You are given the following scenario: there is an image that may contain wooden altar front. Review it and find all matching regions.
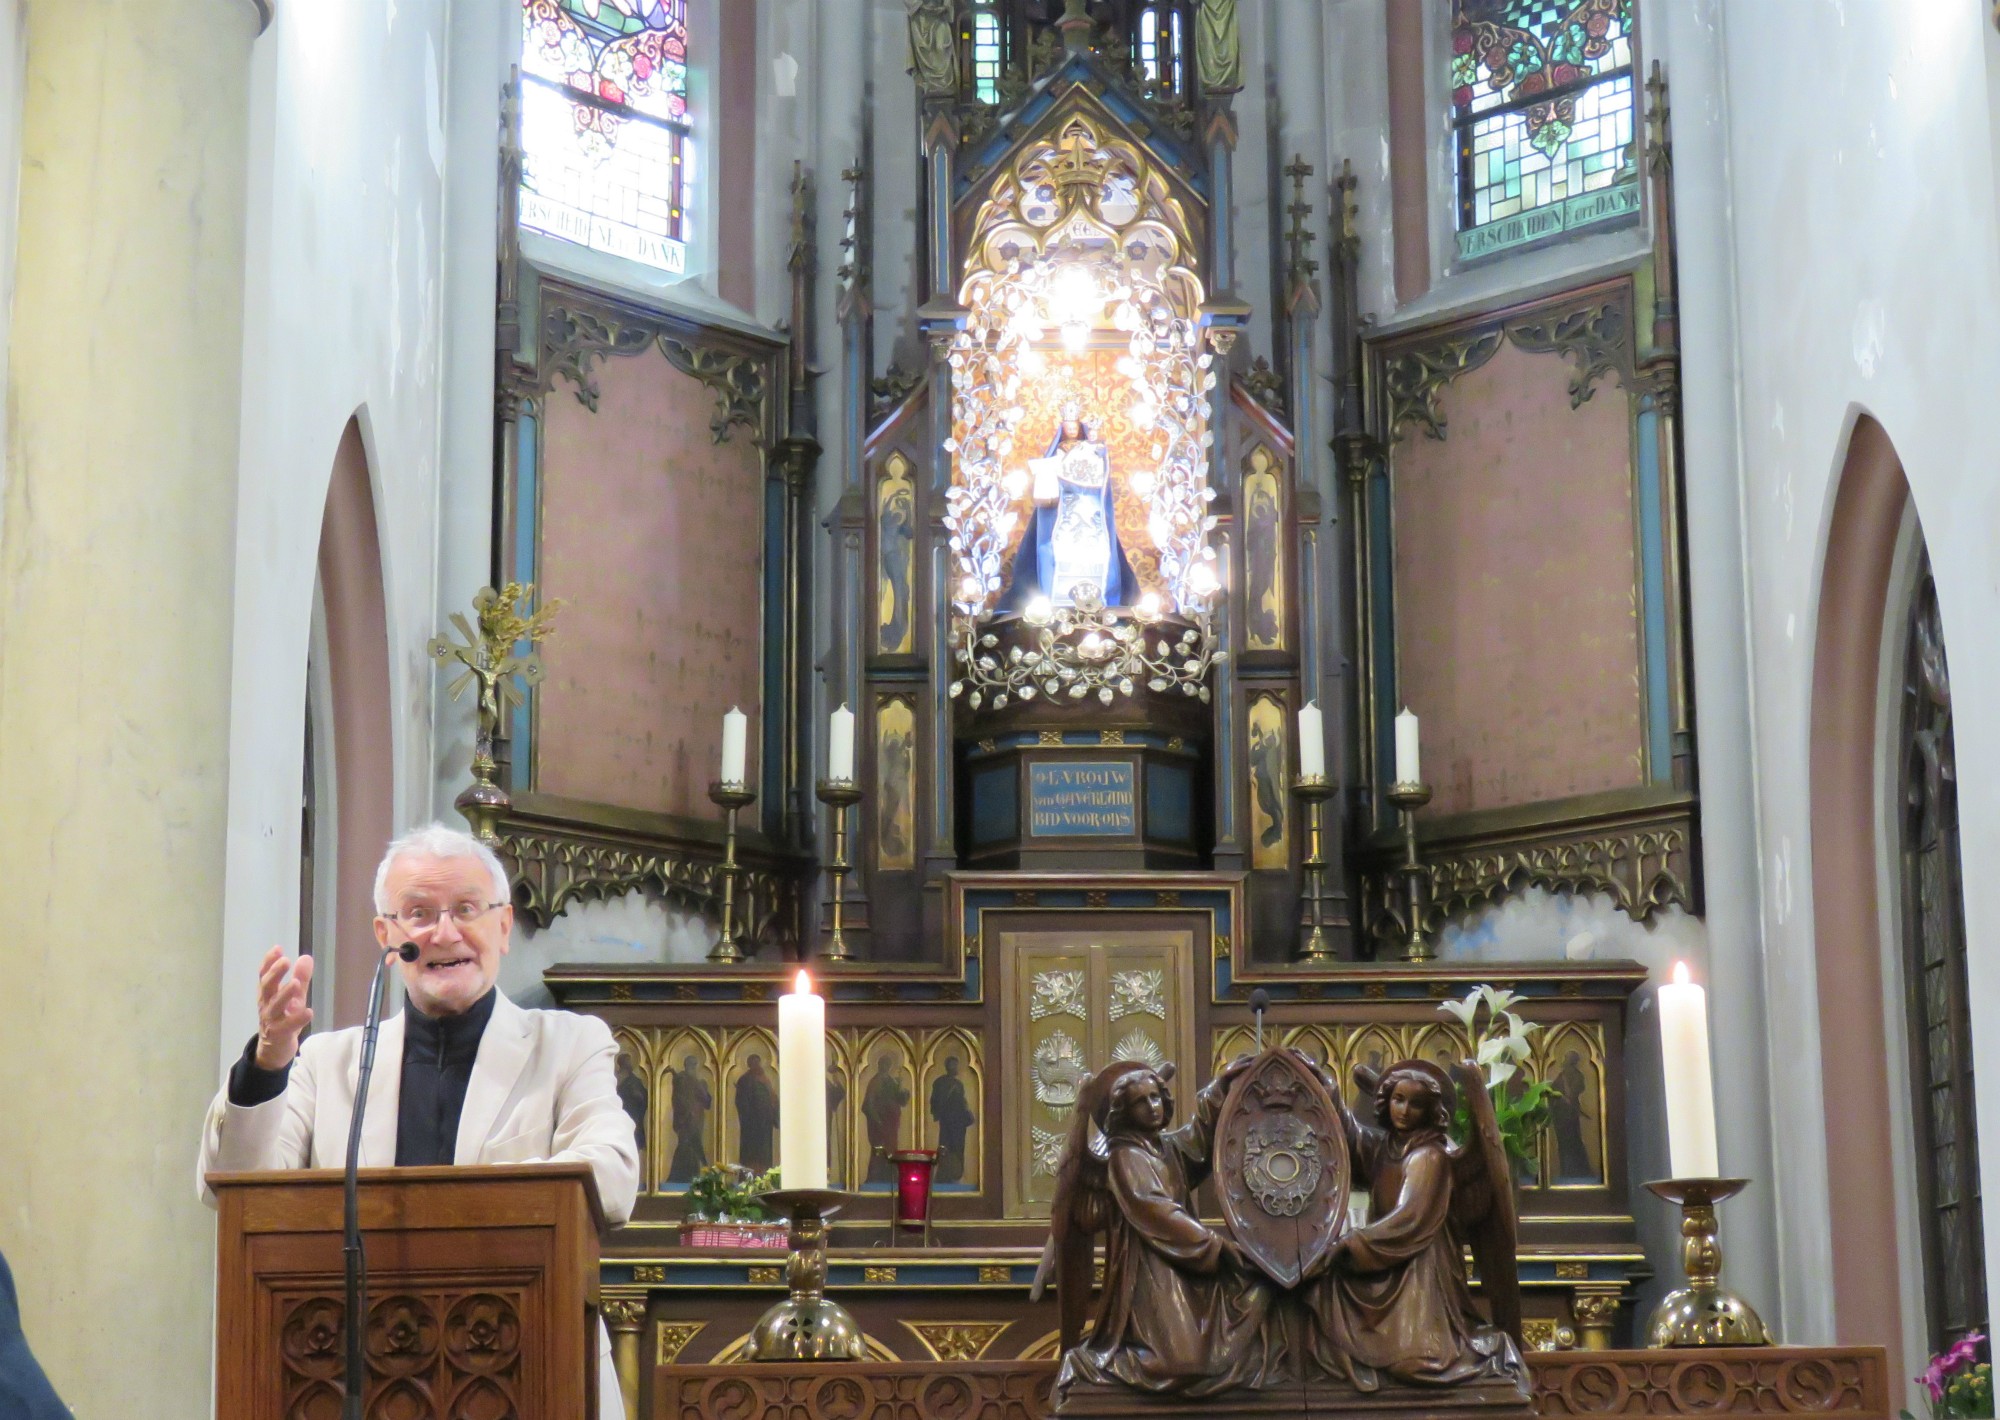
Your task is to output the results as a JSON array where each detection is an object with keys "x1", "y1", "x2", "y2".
[
  {"x1": 645, "y1": 1348, "x2": 1891, "y2": 1420},
  {"x1": 554, "y1": 918, "x2": 1652, "y2": 1417}
]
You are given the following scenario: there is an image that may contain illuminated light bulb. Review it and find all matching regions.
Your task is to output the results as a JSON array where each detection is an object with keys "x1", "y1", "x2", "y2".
[
  {"x1": 1050, "y1": 265, "x2": 1098, "y2": 323},
  {"x1": 1020, "y1": 348, "x2": 1047, "y2": 374},
  {"x1": 1079, "y1": 632, "x2": 1104, "y2": 658},
  {"x1": 1187, "y1": 562, "x2": 1219, "y2": 596},
  {"x1": 1129, "y1": 469, "x2": 1156, "y2": 497},
  {"x1": 1004, "y1": 470, "x2": 1029, "y2": 499},
  {"x1": 1131, "y1": 401, "x2": 1157, "y2": 430},
  {"x1": 961, "y1": 575, "x2": 982, "y2": 599},
  {"x1": 1138, "y1": 590, "x2": 1164, "y2": 619},
  {"x1": 1024, "y1": 595, "x2": 1054, "y2": 627},
  {"x1": 1063, "y1": 321, "x2": 1089, "y2": 353}
]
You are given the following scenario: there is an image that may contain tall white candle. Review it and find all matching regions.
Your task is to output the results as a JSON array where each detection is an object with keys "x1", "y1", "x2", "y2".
[
  {"x1": 1297, "y1": 701, "x2": 1326, "y2": 779},
  {"x1": 828, "y1": 704, "x2": 856, "y2": 783},
  {"x1": 1394, "y1": 707, "x2": 1421, "y2": 786},
  {"x1": 721, "y1": 706, "x2": 748, "y2": 785},
  {"x1": 1658, "y1": 961, "x2": 1720, "y2": 1179},
  {"x1": 778, "y1": 970, "x2": 828, "y2": 1190}
]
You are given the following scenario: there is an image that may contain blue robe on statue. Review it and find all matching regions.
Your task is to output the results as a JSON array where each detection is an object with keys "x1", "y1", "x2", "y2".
[{"x1": 1005, "y1": 428, "x2": 1138, "y2": 610}]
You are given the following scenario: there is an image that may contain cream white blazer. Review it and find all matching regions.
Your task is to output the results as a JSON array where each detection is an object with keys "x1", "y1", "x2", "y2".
[
  {"x1": 196, "y1": 990, "x2": 639, "y2": 1219},
  {"x1": 195, "y1": 991, "x2": 639, "y2": 1419}
]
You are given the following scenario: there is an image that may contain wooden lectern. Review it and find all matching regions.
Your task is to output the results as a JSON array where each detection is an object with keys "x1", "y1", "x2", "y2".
[{"x1": 208, "y1": 1163, "x2": 605, "y2": 1420}]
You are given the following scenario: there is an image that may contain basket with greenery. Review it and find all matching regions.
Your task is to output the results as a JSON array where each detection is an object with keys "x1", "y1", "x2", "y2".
[{"x1": 679, "y1": 1164, "x2": 788, "y2": 1249}]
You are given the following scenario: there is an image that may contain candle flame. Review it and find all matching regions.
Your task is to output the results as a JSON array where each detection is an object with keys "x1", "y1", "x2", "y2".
[
  {"x1": 1672, "y1": 961, "x2": 1690, "y2": 987},
  {"x1": 795, "y1": 969, "x2": 813, "y2": 995}
]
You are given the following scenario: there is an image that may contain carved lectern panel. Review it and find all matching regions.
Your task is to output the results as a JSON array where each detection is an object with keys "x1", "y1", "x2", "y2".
[
  {"x1": 211, "y1": 1167, "x2": 598, "y2": 1420},
  {"x1": 276, "y1": 1287, "x2": 529, "y2": 1420}
]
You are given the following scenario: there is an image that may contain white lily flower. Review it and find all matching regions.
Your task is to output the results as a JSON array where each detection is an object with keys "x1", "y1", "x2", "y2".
[
  {"x1": 1437, "y1": 992, "x2": 1482, "y2": 1031},
  {"x1": 1479, "y1": 985, "x2": 1523, "y2": 1018},
  {"x1": 1477, "y1": 1034, "x2": 1528, "y2": 1083}
]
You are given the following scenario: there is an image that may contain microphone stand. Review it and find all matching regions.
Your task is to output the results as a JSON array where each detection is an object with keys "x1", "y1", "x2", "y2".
[{"x1": 343, "y1": 942, "x2": 413, "y2": 1420}]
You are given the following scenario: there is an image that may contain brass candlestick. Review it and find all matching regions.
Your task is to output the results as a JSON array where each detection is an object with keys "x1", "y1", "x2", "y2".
[
  {"x1": 745, "y1": 1189, "x2": 864, "y2": 1362},
  {"x1": 707, "y1": 780, "x2": 756, "y2": 963},
  {"x1": 1384, "y1": 780, "x2": 1433, "y2": 962},
  {"x1": 814, "y1": 779, "x2": 864, "y2": 962},
  {"x1": 1644, "y1": 1178, "x2": 1773, "y2": 1347},
  {"x1": 1292, "y1": 775, "x2": 1337, "y2": 963}
]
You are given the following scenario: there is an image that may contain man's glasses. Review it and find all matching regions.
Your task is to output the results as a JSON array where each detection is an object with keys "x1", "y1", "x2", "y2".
[{"x1": 382, "y1": 901, "x2": 507, "y2": 932}]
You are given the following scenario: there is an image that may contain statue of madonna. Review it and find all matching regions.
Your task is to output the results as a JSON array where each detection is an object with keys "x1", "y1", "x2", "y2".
[{"x1": 1005, "y1": 403, "x2": 1139, "y2": 610}]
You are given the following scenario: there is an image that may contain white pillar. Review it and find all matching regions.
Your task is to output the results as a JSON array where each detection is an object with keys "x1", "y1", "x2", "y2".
[
  {"x1": 1655, "y1": 0, "x2": 1789, "y2": 1336},
  {"x1": 0, "y1": 1, "x2": 254, "y2": 1410}
]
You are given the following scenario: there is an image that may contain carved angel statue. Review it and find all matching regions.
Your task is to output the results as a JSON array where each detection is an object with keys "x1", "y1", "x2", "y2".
[
  {"x1": 1305, "y1": 1057, "x2": 1526, "y2": 1389},
  {"x1": 1034, "y1": 1046, "x2": 1529, "y2": 1412},
  {"x1": 905, "y1": 0, "x2": 959, "y2": 99},
  {"x1": 1031, "y1": 1055, "x2": 1286, "y2": 1397}
]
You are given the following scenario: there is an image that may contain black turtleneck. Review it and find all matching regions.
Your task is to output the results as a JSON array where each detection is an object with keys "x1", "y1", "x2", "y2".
[
  {"x1": 396, "y1": 987, "x2": 498, "y2": 1166},
  {"x1": 225, "y1": 987, "x2": 499, "y2": 1167}
]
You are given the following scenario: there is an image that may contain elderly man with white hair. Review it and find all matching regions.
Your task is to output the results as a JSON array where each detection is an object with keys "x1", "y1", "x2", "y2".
[{"x1": 197, "y1": 823, "x2": 638, "y2": 1416}]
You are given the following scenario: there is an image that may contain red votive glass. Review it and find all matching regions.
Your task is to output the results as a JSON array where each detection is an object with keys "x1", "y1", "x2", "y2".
[{"x1": 887, "y1": 1149, "x2": 938, "y2": 1235}]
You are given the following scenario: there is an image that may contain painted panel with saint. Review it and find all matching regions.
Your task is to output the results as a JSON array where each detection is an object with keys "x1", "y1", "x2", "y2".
[
  {"x1": 1243, "y1": 448, "x2": 1286, "y2": 652},
  {"x1": 922, "y1": 1031, "x2": 983, "y2": 1192},
  {"x1": 877, "y1": 453, "x2": 917, "y2": 655},
  {"x1": 1247, "y1": 693, "x2": 1291, "y2": 869},
  {"x1": 856, "y1": 1033, "x2": 916, "y2": 1187},
  {"x1": 876, "y1": 696, "x2": 916, "y2": 871}
]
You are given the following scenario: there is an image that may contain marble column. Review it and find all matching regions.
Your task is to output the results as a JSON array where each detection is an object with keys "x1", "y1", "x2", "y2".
[{"x1": 0, "y1": 1, "x2": 255, "y2": 1413}]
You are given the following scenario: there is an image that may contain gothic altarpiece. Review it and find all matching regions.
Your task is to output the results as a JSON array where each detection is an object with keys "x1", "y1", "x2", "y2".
[{"x1": 465, "y1": 1, "x2": 1707, "y2": 1404}]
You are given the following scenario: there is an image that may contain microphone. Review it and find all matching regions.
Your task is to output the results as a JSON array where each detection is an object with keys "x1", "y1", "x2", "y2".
[
  {"x1": 341, "y1": 940, "x2": 413, "y2": 1419},
  {"x1": 1250, "y1": 988, "x2": 1270, "y2": 1052}
]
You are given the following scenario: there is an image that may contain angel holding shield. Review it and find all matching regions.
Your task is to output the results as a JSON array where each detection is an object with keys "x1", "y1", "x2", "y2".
[
  {"x1": 1303, "y1": 1058, "x2": 1527, "y2": 1390},
  {"x1": 1032, "y1": 1055, "x2": 1288, "y2": 1397}
]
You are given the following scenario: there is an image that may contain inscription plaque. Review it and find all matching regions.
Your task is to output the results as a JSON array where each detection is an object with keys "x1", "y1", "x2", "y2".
[{"x1": 1027, "y1": 761, "x2": 1137, "y2": 838}]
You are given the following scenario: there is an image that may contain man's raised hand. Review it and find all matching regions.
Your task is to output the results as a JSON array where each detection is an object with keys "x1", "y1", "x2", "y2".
[{"x1": 253, "y1": 945, "x2": 314, "y2": 1072}]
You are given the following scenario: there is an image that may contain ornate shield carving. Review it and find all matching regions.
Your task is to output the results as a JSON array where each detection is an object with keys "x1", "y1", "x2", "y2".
[{"x1": 1214, "y1": 1048, "x2": 1349, "y2": 1287}]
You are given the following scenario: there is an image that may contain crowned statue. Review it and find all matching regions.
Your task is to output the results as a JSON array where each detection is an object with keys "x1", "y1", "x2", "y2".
[{"x1": 1006, "y1": 401, "x2": 1140, "y2": 612}]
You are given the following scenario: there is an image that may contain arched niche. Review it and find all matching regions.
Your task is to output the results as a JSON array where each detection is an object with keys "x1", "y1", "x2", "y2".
[
  {"x1": 1807, "y1": 412, "x2": 1913, "y2": 1367},
  {"x1": 315, "y1": 415, "x2": 395, "y2": 1028}
]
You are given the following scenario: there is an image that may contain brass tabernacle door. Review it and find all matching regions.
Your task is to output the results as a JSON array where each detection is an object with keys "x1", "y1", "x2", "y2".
[{"x1": 996, "y1": 927, "x2": 1197, "y2": 1218}]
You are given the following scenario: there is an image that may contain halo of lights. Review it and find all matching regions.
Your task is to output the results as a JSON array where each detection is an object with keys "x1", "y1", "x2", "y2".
[{"x1": 941, "y1": 116, "x2": 1223, "y2": 713}]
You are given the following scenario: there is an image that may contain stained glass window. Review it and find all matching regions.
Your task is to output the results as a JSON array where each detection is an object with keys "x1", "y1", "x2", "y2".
[
  {"x1": 971, "y1": 3, "x2": 1004, "y2": 105},
  {"x1": 519, "y1": 0, "x2": 690, "y2": 275},
  {"x1": 1451, "y1": 0, "x2": 1639, "y2": 262},
  {"x1": 1136, "y1": 5, "x2": 1184, "y2": 96},
  {"x1": 1898, "y1": 557, "x2": 1988, "y2": 1350}
]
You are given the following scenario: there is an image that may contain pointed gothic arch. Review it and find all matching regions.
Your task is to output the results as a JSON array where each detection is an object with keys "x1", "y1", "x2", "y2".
[
  {"x1": 314, "y1": 416, "x2": 395, "y2": 1028},
  {"x1": 1805, "y1": 412, "x2": 1988, "y2": 1374}
]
